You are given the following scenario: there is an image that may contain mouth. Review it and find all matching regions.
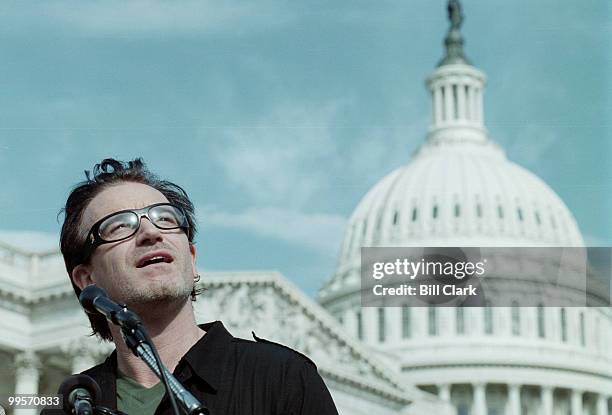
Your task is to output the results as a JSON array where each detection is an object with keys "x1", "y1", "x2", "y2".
[{"x1": 136, "y1": 251, "x2": 174, "y2": 268}]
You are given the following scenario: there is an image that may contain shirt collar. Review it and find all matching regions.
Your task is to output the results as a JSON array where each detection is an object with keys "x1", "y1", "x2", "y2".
[
  {"x1": 88, "y1": 320, "x2": 234, "y2": 409},
  {"x1": 181, "y1": 321, "x2": 234, "y2": 392}
]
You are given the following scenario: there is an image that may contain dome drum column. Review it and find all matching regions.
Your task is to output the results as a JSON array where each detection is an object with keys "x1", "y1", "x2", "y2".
[
  {"x1": 473, "y1": 382, "x2": 487, "y2": 415},
  {"x1": 456, "y1": 81, "x2": 467, "y2": 120},
  {"x1": 541, "y1": 386, "x2": 554, "y2": 415},
  {"x1": 438, "y1": 383, "x2": 451, "y2": 401},
  {"x1": 596, "y1": 394, "x2": 609, "y2": 415},
  {"x1": 571, "y1": 390, "x2": 583, "y2": 415},
  {"x1": 507, "y1": 384, "x2": 521, "y2": 415}
]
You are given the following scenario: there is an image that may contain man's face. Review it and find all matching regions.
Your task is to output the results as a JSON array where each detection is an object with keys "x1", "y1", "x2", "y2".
[{"x1": 72, "y1": 182, "x2": 197, "y2": 307}]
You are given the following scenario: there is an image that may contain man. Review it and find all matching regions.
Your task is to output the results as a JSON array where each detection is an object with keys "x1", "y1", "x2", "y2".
[{"x1": 44, "y1": 158, "x2": 338, "y2": 415}]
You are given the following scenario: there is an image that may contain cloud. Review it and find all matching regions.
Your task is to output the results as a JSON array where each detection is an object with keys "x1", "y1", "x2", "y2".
[
  {"x1": 200, "y1": 205, "x2": 346, "y2": 256},
  {"x1": 4, "y1": 0, "x2": 294, "y2": 37},
  {"x1": 213, "y1": 102, "x2": 343, "y2": 208},
  {"x1": 508, "y1": 124, "x2": 558, "y2": 166},
  {"x1": 0, "y1": 230, "x2": 60, "y2": 253},
  {"x1": 345, "y1": 123, "x2": 422, "y2": 183}
]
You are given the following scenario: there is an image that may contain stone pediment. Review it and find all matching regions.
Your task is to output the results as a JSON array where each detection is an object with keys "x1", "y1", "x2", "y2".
[{"x1": 195, "y1": 271, "x2": 451, "y2": 413}]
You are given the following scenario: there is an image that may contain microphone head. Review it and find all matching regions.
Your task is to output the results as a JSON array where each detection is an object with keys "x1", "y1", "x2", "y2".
[
  {"x1": 79, "y1": 284, "x2": 107, "y2": 314},
  {"x1": 58, "y1": 374, "x2": 101, "y2": 412}
]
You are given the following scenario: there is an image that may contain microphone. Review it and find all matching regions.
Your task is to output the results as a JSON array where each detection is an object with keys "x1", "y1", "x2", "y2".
[
  {"x1": 79, "y1": 285, "x2": 141, "y2": 329},
  {"x1": 58, "y1": 374, "x2": 101, "y2": 415}
]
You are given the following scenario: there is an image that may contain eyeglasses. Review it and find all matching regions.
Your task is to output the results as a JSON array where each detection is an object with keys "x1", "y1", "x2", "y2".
[{"x1": 86, "y1": 203, "x2": 190, "y2": 251}]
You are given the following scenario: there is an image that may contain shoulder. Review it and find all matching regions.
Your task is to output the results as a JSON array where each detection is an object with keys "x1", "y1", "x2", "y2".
[
  {"x1": 231, "y1": 331, "x2": 317, "y2": 370},
  {"x1": 238, "y1": 334, "x2": 338, "y2": 414}
]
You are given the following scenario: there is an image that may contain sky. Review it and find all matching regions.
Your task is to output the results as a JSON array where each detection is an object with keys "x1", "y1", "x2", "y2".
[{"x1": 0, "y1": 0, "x2": 610, "y2": 297}]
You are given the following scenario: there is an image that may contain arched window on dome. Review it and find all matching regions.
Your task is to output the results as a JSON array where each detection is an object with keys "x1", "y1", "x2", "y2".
[
  {"x1": 497, "y1": 205, "x2": 504, "y2": 219},
  {"x1": 402, "y1": 306, "x2": 411, "y2": 339},
  {"x1": 432, "y1": 205, "x2": 439, "y2": 219},
  {"x1": 412, "y1": 207, "x2": 418, "y2": 222},
  {"x1": 428, "y1": 307, "x2": 438, "y2": 336},
  {"x1": 373, "y1": 211, "x2": 384, "y2": 244},
  {"x1": 550, "y1": 215, "x2": 557, "y2": 230},
  {"x1": 476, "y1": 203, "x2": 482, "y2": 218},
  {"x1": 537, "y1": 304, "x2": 546, "y2": 338},
  {"x1": 456, "y1": 306, "x2": 465, "y2": 335},
  {"x1": 378, "y1": 307, "x2": 386, "y2": 342},
  {"x1": 356, "y1": 310, "x2": 363, "y2": 340},
  {"x1": 392, "y1": 211, "x2": 399, "y2": 225},
  {"x1": 454, "y1": 203, "x2": 460, "y2": 217},
  {"x1": 511, "y1": 301, "x2": 521, "y2": 336},
  {"x1": 560, "y1": 308, "x2": 567, "y2": 342},
  {"x1": 484, "y1": 301, "x2": 494, "y2": 334},
  {"x1": 535, "y1": 211, "x2": 541, "y2": 225},
  {"x1": 517, "y1": 207, "x2": 523, "y2": 222}
]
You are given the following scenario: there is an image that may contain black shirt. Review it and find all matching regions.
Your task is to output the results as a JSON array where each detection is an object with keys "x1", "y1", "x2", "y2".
[{"x1": 43, "y1": 321, "x2": 338, "y2": 415}]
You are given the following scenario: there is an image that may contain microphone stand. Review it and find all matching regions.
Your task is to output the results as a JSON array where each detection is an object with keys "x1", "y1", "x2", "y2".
[{"x1": 118, "y1": 314, "x2": 209, "y2": 415}]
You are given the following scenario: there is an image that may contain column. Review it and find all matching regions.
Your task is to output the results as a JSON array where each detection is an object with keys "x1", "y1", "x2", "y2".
[
  {"x1": 470, "y1": 307, "x2": 484, "y2": 336},
  {"x1": 571, "y1": 389, "x2": 583, "y2": 415},
  {"x1": 596, "y1": 394, "x2": 608, "y2": 415},
  {"x1": 438, "y1": 384, "x2": 451, "y2": 402},
  {"x1": 541, "y1": 386, "x2": 554, "y2": 415},
  {"x1": 477, "y1": 86, "x2": 484, "y2": 123},
  {"x1": 466, "y1": 83, "x2": 474, "y2": 120},
  {"x1": 364, "y1": 307, "x2": 376, "y2": 344},
  {"x1": 61, "y1": 338, "x2": 99, "y2": 373},
  {"x1": 457, "y1": 81, "x2": 466, "y2": 120},
  {"x1": 413, "y1": 307, "x2": 426, "y2": 338},
  {"x1": 344, "y1": 308, "x2": 356, "y2": 337},
  {"x1": 443, "y1": 83, "x2": 453, "y2": 124},
  {"x1": 441, "y1": 307, "x2": 455, "y2": 337},
  {"x1": 507, "y1": 383, "x2": 521, "y2": 415},
  {"x1": 473, "y1": 383, "x2": 487, "y2": 415},
  {"x1": 389, "y1": 307, "x2": 401, "y2": 343},
  {"x1": 14, "y1": 350, "x2": 41, "y2": 415},
  {"x1": 434, "y1": 85, "x2": 443, "y2": 125}
]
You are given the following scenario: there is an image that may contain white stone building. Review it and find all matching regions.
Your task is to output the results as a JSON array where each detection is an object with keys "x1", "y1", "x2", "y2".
[{"x1": 1, "y1": 1, "x2": 610, "y2": 414}]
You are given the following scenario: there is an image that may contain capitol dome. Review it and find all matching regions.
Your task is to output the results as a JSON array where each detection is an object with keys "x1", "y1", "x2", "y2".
[
  {"x1": 319, "y1": 2, "x2": 611, "y2": 414},
  {"x1": 330, "y1": 138, "x2": 584, "y2": 281}
]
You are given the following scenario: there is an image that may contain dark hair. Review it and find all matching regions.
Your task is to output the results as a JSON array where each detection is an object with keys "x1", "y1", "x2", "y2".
[{"x1": 60, "y1": 158, "x2": 200, "y2": 341}]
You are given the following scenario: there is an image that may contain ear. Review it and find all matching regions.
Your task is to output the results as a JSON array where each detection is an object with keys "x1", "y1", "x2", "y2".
[
  {"x1": 72, "y1": 264, "x2": 95, "y2": 291},
  {"x1": 189, "y1": 243, "x2": 197, "y2": 276}
]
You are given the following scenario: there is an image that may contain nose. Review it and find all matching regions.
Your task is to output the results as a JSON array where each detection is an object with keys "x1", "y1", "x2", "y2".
[{"x1": 134, "y1": 216, "x2": 163, "y2": 246}]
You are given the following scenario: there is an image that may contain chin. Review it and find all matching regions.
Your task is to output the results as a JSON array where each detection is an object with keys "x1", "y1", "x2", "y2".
[{"x1": 125, "y1": 281, "x2": 192, "y2": 305}]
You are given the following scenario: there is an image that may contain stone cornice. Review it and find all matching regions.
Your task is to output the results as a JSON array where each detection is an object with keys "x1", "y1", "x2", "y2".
[{"x1": 402, "y1": 362, "x2": 612, "y2": 382}]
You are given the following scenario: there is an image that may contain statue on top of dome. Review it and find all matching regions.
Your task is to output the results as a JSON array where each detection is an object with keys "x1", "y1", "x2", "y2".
[
  {"x1": 448, "y1": 0, "x2": 463, "y2": 30},
  {"x1": 438, "y1": 0, "x2": 470, "y2": 67}
]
